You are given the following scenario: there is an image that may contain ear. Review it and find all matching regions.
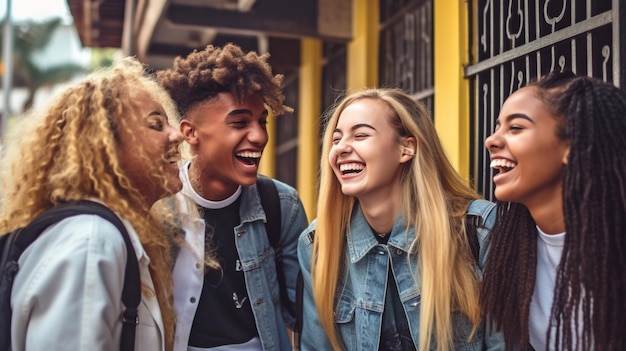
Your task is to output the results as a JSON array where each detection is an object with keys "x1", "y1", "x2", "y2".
[
  {"x1": 562, "y1": 144, "x2": 570, "y2": 165},
  {"x1": 180, "y1": 119, "x2": 198, "y2": 145},
  {"x1": 399, "y1": 137, "x2": 417, "y2": 163}
]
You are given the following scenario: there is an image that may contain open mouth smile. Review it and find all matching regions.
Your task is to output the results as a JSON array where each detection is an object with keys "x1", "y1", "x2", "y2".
[
  {"x1": 339, "y1": 162, "x2": 365, "y2": 175},
  {"x1": 490, "y1": 159, "x2": 517, "y2": 174},
  {"x1": 236, "y1": 151, "x2": 262, "y2": 166}
]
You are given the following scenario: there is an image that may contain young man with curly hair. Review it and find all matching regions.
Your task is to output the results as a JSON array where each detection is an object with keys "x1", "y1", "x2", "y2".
[{"x1": 157, "y1": 43, "x2": 308, "y2": 351}]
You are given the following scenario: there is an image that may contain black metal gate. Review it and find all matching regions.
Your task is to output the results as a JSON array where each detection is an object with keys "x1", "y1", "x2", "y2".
[
  {"x1": 465, "y1": 0, "x2": 624, "y2": 199},
  {"x1": 379, "y1": 0, "x2": 434, "y2": 115}
]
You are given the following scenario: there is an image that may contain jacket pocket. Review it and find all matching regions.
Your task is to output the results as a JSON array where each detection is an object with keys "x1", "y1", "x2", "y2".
[{"x1": 334, "y1": 293, "x2": 356, "y2": 324}]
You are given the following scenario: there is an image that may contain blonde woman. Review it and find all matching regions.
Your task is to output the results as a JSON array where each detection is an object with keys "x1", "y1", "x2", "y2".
[
  {"x1": 0, "y1": 58, "x2": 182, "y2": 351},
  {"x1": 298, "y1": 88, "x2": 503, "y2": 350}
]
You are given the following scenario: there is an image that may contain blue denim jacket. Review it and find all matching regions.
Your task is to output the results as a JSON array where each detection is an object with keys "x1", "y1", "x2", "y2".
[
  {"x1": 172, "y1": 168, "x2": 308, "y2": 351},
  {"x1": 297, "y1": 199, "x2": 504, "y2": 350}
]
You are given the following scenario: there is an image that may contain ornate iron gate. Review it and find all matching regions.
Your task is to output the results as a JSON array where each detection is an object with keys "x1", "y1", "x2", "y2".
[
  {"x1": 465, "y1": 0, "x2": 624, "y2": 199},
  {"x1": 379, "y1": 0, "x2": 434, "y2": 115}
]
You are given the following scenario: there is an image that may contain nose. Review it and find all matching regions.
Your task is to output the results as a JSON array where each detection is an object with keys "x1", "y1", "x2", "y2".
[
  {"x1": 333, "y1": 137, "x2": 352, "y2": 156},
  {"x1": 168, "y1": 125, "x2": 184, "y2": 144},
  {"x1": 248, "y1": 122, "x2": 269, "y2": 146},
  {"x1": 484, "y1": 130, "x2": 501, "y2": 152}
]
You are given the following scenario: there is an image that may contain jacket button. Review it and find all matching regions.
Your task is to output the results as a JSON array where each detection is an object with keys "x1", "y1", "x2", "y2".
[
  {"x1": 195, "y1": 263, "x2": 201, "y2": 269},
  {"x1": 396, "y1": 248, "x2": 403, "y2": 255},
  {"x1": 190, "y1": 297, "x2": 197, "y2": 303}
]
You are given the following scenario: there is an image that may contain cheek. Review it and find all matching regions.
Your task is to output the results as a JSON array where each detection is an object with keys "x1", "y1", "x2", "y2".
[{"x1": 328, "y1": 147, "x2": 338, "y2": 166}]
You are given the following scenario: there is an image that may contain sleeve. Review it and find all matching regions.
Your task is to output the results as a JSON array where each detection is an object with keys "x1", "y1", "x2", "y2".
[
  {"x1": 11, "y1": 215, "x2": 128, "y2": 351},
  {"x1": 474, "y1": 202, "x2": 506, "y2": 350},
  {"x1": 276, "y1": 183, "x2": 309, "y2": 327},
  {"x1": 297, "y1": 221, "x2": 335, "y2": 350}
]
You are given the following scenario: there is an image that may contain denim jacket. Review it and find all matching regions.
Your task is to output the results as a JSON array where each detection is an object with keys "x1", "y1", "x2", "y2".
[
  {"x1": 172, "y1": 164, "x2": 308, "y2": 351},
  {"x1": 297, "y1": 199, "x2": 504, "y2": 350}
]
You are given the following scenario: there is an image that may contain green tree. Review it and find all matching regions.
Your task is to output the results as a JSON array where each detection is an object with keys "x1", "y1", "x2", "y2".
[{"x1": 1, "y1": 18, "x2": 87, "y2": 112}]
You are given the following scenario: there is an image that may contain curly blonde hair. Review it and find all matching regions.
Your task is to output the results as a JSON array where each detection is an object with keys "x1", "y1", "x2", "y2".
[
  {"x1": 156, "y1": 42, "x2": 292, "y2": 118},
  {"x1": 0, "y1": 57, "x2": 178, "y2": 351}
]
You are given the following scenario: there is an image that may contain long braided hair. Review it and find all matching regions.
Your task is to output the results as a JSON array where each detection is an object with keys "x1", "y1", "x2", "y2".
[{"x1": 481, "y1": 70, "x2": 626, "y2": 350}]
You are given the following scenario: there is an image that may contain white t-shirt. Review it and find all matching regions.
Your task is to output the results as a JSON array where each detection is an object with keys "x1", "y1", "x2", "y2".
[{"x1": 529, "y1": 227, "x2": 565, "y2": 351}]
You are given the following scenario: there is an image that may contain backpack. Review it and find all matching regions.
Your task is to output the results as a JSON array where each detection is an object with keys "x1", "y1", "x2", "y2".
[
  {"x1": 256, "y1": 175, "x2": 294, "y2": 318},
  {"x1": 0, "y1": 200, "x2": 140, "y2": 351}
]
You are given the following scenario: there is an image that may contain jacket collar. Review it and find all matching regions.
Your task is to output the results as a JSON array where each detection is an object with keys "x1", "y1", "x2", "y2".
[{"x1": 346, "y1": 204, "x2": 415, "y2": 263}]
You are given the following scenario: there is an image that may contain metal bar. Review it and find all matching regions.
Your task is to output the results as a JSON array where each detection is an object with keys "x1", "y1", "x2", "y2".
[
  {"x1": 613, "y1": 0, "x2": 621, "y2": 86},
  {"x1": 2, "y1": 0, "x2": 13, "y2": 142},
  {"x1": 465, "y1": 10, "x2": 612, "y2": 77}
]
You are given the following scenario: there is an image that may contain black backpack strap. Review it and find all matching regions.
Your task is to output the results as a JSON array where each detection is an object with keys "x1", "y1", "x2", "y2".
[
  {"x1": 12, "y1": 200, "x2": 139, "y2": 351},
  {"x1": 256, "y1": 176, "x2": 295, "y2": 319}
]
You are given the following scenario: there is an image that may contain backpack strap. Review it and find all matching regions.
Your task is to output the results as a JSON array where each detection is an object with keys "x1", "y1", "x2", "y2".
[
  {"x1": 466, "y1": 199, "x2": 497, "y2": 266},
  {"x1": 4, "y1": 200, "x2": 139, "y2": 351},
  {"x1": 256, "y1": 176, "x2": 296, "y2": 318}
]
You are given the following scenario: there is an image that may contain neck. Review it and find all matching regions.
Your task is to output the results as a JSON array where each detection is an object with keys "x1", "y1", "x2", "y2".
[
  {"x1": 188, "y1": 161, "x2": 238, "y2": 201},
  {"x1": 358, "y1": 183, "x2": 403, "y2": 235},
  {"x1": 525, "y1": 191, "x2": 566, "y2": 234}
]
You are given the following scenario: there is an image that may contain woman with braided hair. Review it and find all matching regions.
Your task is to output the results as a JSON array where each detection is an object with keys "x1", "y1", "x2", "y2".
[{"x1": 483, "y1": 70, "x2": 626, "y2": 350}]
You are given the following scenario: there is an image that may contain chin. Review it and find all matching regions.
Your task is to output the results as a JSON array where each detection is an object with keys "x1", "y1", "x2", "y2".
[
  {"x1": 236, "y1": 173, "x2": 259, "y2": 186},
  {"x1": 165, "y1": 179, "x2": 183, "y2": 195},
  {"x1": 494, "y1": 188, "x2": 515, "y2": 203}
]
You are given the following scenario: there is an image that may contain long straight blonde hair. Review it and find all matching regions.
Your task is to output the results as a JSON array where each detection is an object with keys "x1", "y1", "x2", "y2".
[{"x1": 312, "y1": 88, "x2": 481, "y2": 351}]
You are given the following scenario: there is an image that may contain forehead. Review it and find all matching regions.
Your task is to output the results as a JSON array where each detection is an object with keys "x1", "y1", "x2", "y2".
[
  {"x1": 336, "y1": 99, "x2": 391, "y2": 127},
  {"x1": 498, "y1": 87, "x2": 550, "y2": 120},
  {"x1": 189, "y1": 92, "x2": 266, "y2": 121}
]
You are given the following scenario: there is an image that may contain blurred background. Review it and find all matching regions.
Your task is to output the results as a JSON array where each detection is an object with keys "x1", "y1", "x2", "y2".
[
  {"x1": 0, "y1": 0, "x2": 120, "y2": 119},
  {"x1": 0, "y1": 0, "x2": 623, "y2": 219}
]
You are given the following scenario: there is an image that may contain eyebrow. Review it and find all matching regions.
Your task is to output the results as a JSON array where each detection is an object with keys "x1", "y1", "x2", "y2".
[
  {"x1": 333, "y1": 123, "x2": 377, "y2": 133},
  {"x1": 495, "y1": 113, "x2": 535, "y2": 126},
  {"x1": 227, "y1": 109, "x2": 269, "y2": 117}
]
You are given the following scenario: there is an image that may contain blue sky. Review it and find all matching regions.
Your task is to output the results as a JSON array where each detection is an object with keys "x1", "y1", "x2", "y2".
[{"x1": 0, "y1": 0, "x2": 71, "y2": 22}]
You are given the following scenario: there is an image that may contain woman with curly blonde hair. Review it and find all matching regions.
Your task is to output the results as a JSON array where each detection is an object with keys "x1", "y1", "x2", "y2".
[
  {"x1": 298, "y1": 88, "x2": 503, "y2": 350},
  {"x1": 0, "y1": 57, "x2": 183, "y2": 351}
]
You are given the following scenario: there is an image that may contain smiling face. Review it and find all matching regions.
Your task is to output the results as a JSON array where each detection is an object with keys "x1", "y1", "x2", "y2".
[
  {"x1": 485, "y1": 86, "x2": 570, "y2": 208},
  {"x1": 117, "y1": 91, "x2": 183, "y2": 206},
  {"x1": 329, "y1": 98, "x2": 413, "y2": 204},
  {"x1": 181, "y1": 92, "x2": 268, "y2": 200}
]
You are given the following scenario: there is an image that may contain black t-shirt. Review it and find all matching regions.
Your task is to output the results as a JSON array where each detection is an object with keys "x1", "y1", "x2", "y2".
[
  {"x1": 188, "y1": 198, "x2": 259, "y2": 347},
  {"x1": 375, "y1": 231, "x2": 416, "y2": 351}
]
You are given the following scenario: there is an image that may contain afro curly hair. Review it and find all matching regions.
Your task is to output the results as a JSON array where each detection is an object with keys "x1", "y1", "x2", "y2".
[{"x1": 157, "y1": 43, "x2": 293, "y2": 119}]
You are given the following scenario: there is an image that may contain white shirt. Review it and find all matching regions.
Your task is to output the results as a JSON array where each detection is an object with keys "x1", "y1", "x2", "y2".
[
  {"x1": 11, "y1": 213, "x2": 165, "y2": 351},
  {"x1": 529, "y1": 227, "x2": 565, "y2": 351}
]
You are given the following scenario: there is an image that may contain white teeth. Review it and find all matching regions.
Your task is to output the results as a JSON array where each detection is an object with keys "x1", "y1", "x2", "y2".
[
  {"x1": 236, "y1": 151, "x2": 262, "y2": 159},
  {"x1": 490, "y1": 159, "x2": 517, "y2": 169},
  {"x1": 339, "y1": 163, "x2": 364, "y2": 172}
]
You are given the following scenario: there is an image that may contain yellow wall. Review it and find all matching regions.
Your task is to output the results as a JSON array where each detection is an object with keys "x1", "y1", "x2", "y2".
[
  {"x1": 347, "y1": 0, "x2": 379, "y2": 90},
  {"x1": 297, "y1": 39, "x2": 322, "y2": 221},
  {"x1": 259, "y1": 111, "x2": 276, "y2": 178},
  {"x1": 433, "y1": 0, "x2": 471, "y2": 177}
]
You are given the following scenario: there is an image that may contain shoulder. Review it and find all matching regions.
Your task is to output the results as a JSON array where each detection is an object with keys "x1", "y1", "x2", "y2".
[
  {"x1": 298, "y1": 220, "x2": 317, "y2": 247},
  {"x1": 267, "y1": 177, "x2": 301, "y2": 200},
  {"x1": 467, "y1": 199, "x2": 496, "y2": 229},
  {"x1": 19, "y1": 214, "x2": 129, "y2": 269}
]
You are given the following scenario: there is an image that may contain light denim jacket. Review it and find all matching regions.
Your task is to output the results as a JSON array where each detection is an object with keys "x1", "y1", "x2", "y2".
[
  {"x1": 297, "y1": 199, "x2": 504, "y2": 350},
  {"x1": 172, "y1": 166, "x2": 308, "y2": 351}
]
